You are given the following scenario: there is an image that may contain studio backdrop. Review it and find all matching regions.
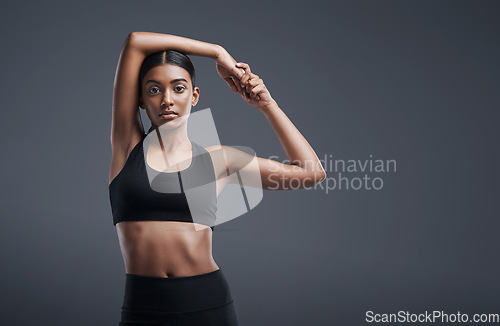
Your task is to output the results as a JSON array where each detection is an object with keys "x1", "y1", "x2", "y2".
[{"x1": 0, "y1": 0, "x2": 499, "y2": 325}]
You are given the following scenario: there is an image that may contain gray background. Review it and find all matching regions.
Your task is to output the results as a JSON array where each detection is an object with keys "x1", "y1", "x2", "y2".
[{"x1": 1, "y1": 0, "x2": 499, "y2": 325}]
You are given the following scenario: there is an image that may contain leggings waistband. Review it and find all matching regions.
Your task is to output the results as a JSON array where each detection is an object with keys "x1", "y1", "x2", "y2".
[{"x1": 122, "y1": 268, "x2": 234, "y2": 314}]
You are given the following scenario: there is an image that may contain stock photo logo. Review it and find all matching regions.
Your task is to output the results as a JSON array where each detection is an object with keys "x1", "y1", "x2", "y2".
[{"x1": 267, "y1": 154, "x2": 397, "y2": 193}]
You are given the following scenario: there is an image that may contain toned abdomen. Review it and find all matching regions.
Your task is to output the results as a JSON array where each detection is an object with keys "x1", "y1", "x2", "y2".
[{"x1": 116, "y1": 220, "x2": 219, "y2": 278}]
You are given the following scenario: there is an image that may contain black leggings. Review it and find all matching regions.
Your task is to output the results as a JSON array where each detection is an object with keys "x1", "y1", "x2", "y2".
[{"x1": 119, "y1": 268, "x2": 239, "y2": 326}]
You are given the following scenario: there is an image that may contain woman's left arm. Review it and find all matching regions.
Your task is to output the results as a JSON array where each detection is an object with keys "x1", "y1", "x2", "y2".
[{"x1": 222, "y1": 62, "x2": 327, "y2": 190}]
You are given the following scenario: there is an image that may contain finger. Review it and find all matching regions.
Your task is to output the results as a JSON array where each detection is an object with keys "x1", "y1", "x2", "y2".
[
  {"x1": 232, "y1": 65, "x2": 245, "y2": 80},
  {"x1": 234, "y1": 68, "x2": 245, "y2": 92},
  {"x1": 230, "y1": 65, "x2": 244, "y2": 80},
  {"x1": 241, "y1": 87, "x2": 248, "y2": 102},
  {"x1": 237, "y1": 80, "x2": 246, "y2": 99},
  {"x1": 232, "y1": 73, "x2": 244, "y2": 94},
  {"x1": 236, "y1": 62, "x2": 251, "y2": 74},
  {"x1": 245, "y1": 77, "x2": 260, "y2": 93},
  {"x1": 242, "y1": 70, "x2": 254, "y2": 89},
  {"x1": 245, "y1": 79, "x2": 252, "y2": 93},
  {"x1": 240, "y1": 71, "x2": 250, "y2": 88},
  {"x1": 236, "y1": 62, "x2": 252, "y2": 87},
  {"x1": 250, "y1": 83, "x2": 265, "y2": 99}
]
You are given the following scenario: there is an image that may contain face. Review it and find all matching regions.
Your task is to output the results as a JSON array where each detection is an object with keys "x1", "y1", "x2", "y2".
[{"x1": 139, "y1": 64, "x2": 200, "y2": 129}]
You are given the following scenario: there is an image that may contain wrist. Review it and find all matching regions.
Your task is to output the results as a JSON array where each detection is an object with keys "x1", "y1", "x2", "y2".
[
  {"x1": 258, "y1": 100, "x2": 279, "y2": 115},
  {"x1": 213, "y1": 44, "x2": 226, "y2": 60}
]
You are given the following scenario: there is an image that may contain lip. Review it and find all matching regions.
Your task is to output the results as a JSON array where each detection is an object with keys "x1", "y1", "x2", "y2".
[
  {"x1": 159, "y1": 111, "x2": 178, "y2": 120},
  {"x1": 160, "y1": 114, "x2": 177, "y2": 120}
]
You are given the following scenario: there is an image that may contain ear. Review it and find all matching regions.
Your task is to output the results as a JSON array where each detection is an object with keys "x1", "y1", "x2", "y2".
[{"x1": 192, "y1": 87, "x2": 200, "y2": 107}]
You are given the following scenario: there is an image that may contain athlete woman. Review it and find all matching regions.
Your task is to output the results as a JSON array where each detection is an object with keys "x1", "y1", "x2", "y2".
[{"x1": 108, "y1": 31, "x2": 326, "y2": 325}]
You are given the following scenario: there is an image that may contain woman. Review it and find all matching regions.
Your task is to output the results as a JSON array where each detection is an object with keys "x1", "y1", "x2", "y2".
[{"x1": 108, "y1": 31, "x2": 326, "y2": 325}]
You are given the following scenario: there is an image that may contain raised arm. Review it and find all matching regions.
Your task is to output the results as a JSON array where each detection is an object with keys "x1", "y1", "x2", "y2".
[
  {"x1": 127, "y1": 31, "x2": 222, "y2": 58},
  {"x1": 112, "y1": 32, "x2": 223, "y2": 150},
  {"x1": 110, "y1": 32, "x2": 236, "y2": 185},
  {"x1": 110, "y1": 34, "x2": 145, "y2": 152},
  {"x1": 215, "y1": 62, "x2": 327, "y2": 190}
]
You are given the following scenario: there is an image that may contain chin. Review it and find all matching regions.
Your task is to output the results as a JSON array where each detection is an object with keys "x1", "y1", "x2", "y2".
[{"x1": 157, "y1": 118, "x2": 183, "y2": 130}]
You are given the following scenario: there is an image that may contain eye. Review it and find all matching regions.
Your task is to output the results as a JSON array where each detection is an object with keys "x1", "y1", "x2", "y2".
[
  {"x1": 174, "y1": 85, "x2": 186, "y2": 92},
  {"x1": 148, "y1": 86, "x2": 160, "y2": 94}
]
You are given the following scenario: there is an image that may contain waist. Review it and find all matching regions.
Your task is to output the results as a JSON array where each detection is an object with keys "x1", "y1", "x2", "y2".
[
  {"x1": 122, "y1": 268, "x2": 233, "y2": 313},
  {"x1": 116, "y1": 221, "x2": 216, "y2": 277}
]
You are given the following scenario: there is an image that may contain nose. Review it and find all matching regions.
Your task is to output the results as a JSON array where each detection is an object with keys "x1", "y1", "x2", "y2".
[{"x1": 161, "y1": 89, "x2": 174, "y2": 107}]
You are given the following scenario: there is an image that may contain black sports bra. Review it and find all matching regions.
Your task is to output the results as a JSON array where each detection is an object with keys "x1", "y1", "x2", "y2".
[{"x1": 109, "y1": 132, "x2": 217, "y2": 231}]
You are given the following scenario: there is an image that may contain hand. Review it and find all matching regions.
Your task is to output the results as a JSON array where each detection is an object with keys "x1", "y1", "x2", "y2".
[
  {"x1": 233, "y1": 62, "x2": 275, "y2": 110},
  {"x1": 215, "y1": 47, "x2": 244, "y2": 93}
]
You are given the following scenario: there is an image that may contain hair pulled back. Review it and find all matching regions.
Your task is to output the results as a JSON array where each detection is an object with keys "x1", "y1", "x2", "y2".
[{"x1": 138, "y1": 50, "x2": 196, "y2": 95}]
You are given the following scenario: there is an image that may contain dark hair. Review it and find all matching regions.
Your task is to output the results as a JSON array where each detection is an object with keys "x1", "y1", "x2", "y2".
[{"x1": 138, "y1": 50, "x2": 196, "y2": 95}]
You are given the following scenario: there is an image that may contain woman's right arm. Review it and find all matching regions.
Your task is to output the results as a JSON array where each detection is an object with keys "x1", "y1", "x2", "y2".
[
  {"x1": 111, "y1": 32, "x2": 225, "y2": 149},
  {"x1": 127, "y1": 31, "x2": 222, "y2": 58},
  {"x1": 110, "y1": 32, "x2": 226, "y2": 185},
  {"x1": 111, "y1": 32, "x2": 226, "y2": 146}
]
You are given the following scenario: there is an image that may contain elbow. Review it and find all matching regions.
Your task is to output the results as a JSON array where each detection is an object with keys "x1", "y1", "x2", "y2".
[
  {"x1": 317, "y1": 170, "x2": 327, "y2": 183},
  {"x1": 300, "y1": 170, "x2": 327, "y2": 189},
  {"x1": 128, "y1": 31, "x2": 144, "y2": 39},
  {"x1": 313, "y1": 170, "x2": 327, "y2": 186},
  {"x1": 126, "y1": 32, "x2": 139, "y2": 46},
  {"x1": 121, "y1": 33, "x2": 135, "y2": 51},
  {"x1": 125, "y1": 32, "x2": 146, "y2": 48}
]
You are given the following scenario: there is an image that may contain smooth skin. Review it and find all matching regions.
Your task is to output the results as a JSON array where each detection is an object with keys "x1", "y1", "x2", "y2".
[{"x1": 109, "y1": 32, "x2": 326, "y2": 278}]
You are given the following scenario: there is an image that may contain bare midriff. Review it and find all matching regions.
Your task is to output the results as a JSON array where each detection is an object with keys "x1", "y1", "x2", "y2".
[{"x1": 116, "y1": 220, "x2": 219, "y2": 278}]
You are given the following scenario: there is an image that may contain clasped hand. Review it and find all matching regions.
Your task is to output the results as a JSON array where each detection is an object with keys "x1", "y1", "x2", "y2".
[{"x1": 216, "y1": 48, "x2": 275, "y2": 111}]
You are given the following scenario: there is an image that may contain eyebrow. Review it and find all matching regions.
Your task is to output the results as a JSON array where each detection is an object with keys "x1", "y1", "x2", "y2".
[{"x1": 145, "y1": 78, "x2": 188, "y2": 85}]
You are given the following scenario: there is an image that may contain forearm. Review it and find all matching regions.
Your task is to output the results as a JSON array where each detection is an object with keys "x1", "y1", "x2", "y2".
[
  {"x1": 127, "y1": 31, "x2": 222, "y2": 59},
  {"x1": 261, "y1": 102, "x2": 326, "y2": 177}
]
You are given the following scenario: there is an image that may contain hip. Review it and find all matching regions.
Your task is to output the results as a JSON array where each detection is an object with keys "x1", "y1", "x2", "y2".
[
  {"x1": 119, "y1": 268, "x2": 239, "y2": 325},
  {"x1": 121, "y1": 268, "x2": 234, "y2": 313}
]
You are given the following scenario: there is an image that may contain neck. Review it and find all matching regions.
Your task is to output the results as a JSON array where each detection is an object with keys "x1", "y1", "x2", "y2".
[{"x1": 152, "y1": 123, "x2": 191, "y2": 152}]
